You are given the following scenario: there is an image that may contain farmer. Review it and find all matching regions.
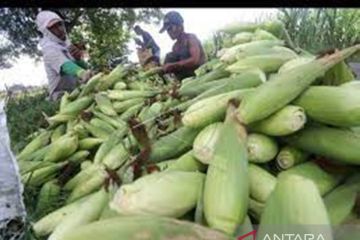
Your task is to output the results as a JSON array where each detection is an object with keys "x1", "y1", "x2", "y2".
[
  {"x1": 134, "y1": 25, "x2": 161, "y2": 65},
  {"x1": 160, "y1": 11, "x2": 206, "y2": 80},
  {"x1": 35, "y1": 10, "x2": 93, "y2": 101}
]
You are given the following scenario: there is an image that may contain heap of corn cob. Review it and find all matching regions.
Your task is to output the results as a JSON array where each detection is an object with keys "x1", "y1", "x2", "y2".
[{"x1": 15, "y1": 21, "x2": 360, "y2": 240}]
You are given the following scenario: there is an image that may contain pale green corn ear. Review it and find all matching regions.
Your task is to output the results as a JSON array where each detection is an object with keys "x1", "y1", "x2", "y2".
[
  {"x1": 51, "y1": 124, "x2": 66, "y2": 143},
  {"x1": 276, "y1": 146, "x2": 308, "y2": 170},
  {"x1": 247, "y1": 133, "x2": 278, "y2": 163},
  {"x1": 95, "y1": 93, "x2": 118, "y2": 116},
  {"x1": 252, "y1": 29, "x2": 279, "y2": 41},
  {"x1": 113, "y1": 81, "x2": 127, "y2": 90},
  {"x1": 35, "y1": 180, "x2": 61, "y2": 218},
  {"x1": 96, "y1": 64, "x2": 127, "y2": 91},
  {"x1": 20, "y1": 145, "x2": 49, "y2": 162},
  {"x1": 91, "y1": 110, "x2": 127, "y2": 129},
  {"x1": 68, "y1": 150, "x2": 90, "y2": 165},
  {"x1": 101, "y1": 142, "x2": 130, "y2": 169},
  {"x1": 281, "y1": 162, "x2": 344, "y2": 196},
  {"x1": 33, "y1": 194, "x2": 92, "y2": 237},
  {"x1": 68, "y1": 88, "x2": 80, "y2": 100},
  {"x1": 278, "y1": 56, "x2": 315, "y2": 73},
  {"x1": 248, "y1": 105, "x2": 306, "y2": 136},
  {"x1": 79, "y1": 72, "x2": 104, "y2": 97},
  {"x1": 112, "y1": 98, "x2": 144, "y2": 113},
  {"x1": 60, "y1": 216, "x2": 231, "y2": 240},
  {"x1": 43, "y1": 133, "x2": 78, "y2": 162},
  {"x1": 60, "y1": 96, "x2": 93, "y2": 115},
  {"x1": 81, "y1": 120, "x2": 111, "y2": 139},
  {"x1": 249, "y1": 164, "x2": 277, "y2": 203},
  {"x1": 59, "y1": 92, "x2": 70, "y2": 112},
  {"x1": 46, "y1": 113, "x2": 76, "y2": 126},
  {"x1": 204, "y1": 103, "x2": 249, "y2": 235},
  {"x1": 193, "y1": 122, "x2": 223, "y2": 164},
  {"x1": 17, "y1": 130, "x2": 52, "y2": 161},
  {"x1": 119, "y1": 102, "x2": 144, "y2": 121},
  {"x1": 80, "y1": 160, "x2": 92, "y2": 170},
  {"x1": 18, "y1": 160, "x2": 53, "y2": 175},
  {"x1": 94, "y1": 130, "x2": 125, "y2": 164},
  {"x1": 167, "y1": 150, "x2": 207, "y2": 172},
  {"x1": 237, "y1": 45, "x2": 360, "y2": 124},
  {"x1": 107, "y1": 90, "x2": 157, "y2": 101},
  {"x1": 79, "y1": 138, "x2": 104, "y2": 150},
  {"x1": 257, "y1": 173, "x2": 332, "y2": 240},
  {"x1": 49, "y1": 188, "x2": 109, "y2": 240},
  {"x1": 63, "y1": 163, "x2": 100, "y2": 191},
  {"x1": 232, "y1": 32, "x2": 254, "y2": 44},
  {"x1": 110, "y1": 171, "x2": 205, "y2": 218}
]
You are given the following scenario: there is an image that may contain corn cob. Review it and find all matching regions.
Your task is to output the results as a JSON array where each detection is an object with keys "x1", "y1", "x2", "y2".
[
  {"x1": 321, "y1": 60, "x2": 355, "y2": 86},
  {"x1": 78, "y1": 72, "x2": 104, "y2": 97},
  {"x1": 110, "y1": 171, "x2": 205, "y2": 218},
  {"x1": 43, "y1": 133, "x2": 78, "y2": 162},
  {"x1": 107, "y1": 90, "x2": 157, "y2": 101},
  {"x1": 324, "y1": 182, "x2": 359, "y2": 225},
  {"x1": 278, "y1": 56, "x2": 315, "y2": 73},
  {"x1": 247, "y1": 133, "x2": 278, "y2": 163},
  {"x1": 64, "y1": 163, "x2": 100, "y2": 191},
  {"x1": 249, "y1": 164, "x2": 277, "y2": 203},
  {"x1": 237, "y1": 45, "x2": 360, "y2": 124},
  {"x1": 20, "y1": 145, "x2": 49, "y2": 162},
  {"x1": 295, "y1": 86, "x2": 360, "y2": 127},
  {"x1": 61, "y1": 216, "x2": 231, "y2": 240},
  {"x1": 59, "y1": 92, "x2": 70, "y2": 111},
  {"x1": 232, "y1": 32, "x2": 254, "y2": 44},
  {"x1": 94, "y1": 93, "x2": 117, "y2": 116},
  {"x1": 183, "y1": 89, "x2": 253, "y2": 129},
  {"x1": 35, "y1": 180, "x2": 61, "y2": 218},
  {"x1": 72, "y1": 123, "x2": 89, "y2": 139},
  {"x1": 94, "y1": 130, "x2": 126, "y2": 164},
  {"x1": 18, "y1": 160, "x2": 53, "y2": 175},
  {"x1": 253, "y1": 29, "x2": 279, "y2": 41},
  {"x1": 51, "y1": 124, "x2": 66, "y2": 142},
  {"x1": 285, "y1": 124, "x2": 360, "y2": 165},
  {"x1": 22, "y1": 161, "x2": 68, "y2": 187},
  {"x1": 81, "y1": 120, "x2": 111, "y2": 139},
  {"x1": 226, "y1": 53, "x2": 296, "y2": 74},
  {"x1": 281, "y1": 162, "x2": 343, "y2": 196},
  {"x1": 96, "y1": 64, "x2": 127, "y2": 91},
  {"x1": 112, "y1": 98, "x2": 144, "y2": 113},
  {"x1": 68, "y1": 88, "x2": 80, "y2": 100},
  {"x1": 204, "y1": 104, "x2": 249, "y2": 235},
  {"x1": 149, "y1": 126, "x2": 202, "y2": 162},
  {"x1": 79, "y1": 138, "x2": 104, "y2": 150},
  {"x1": 102, "y1": 143, "x2": 130, "y2": 169},
  {"x1": 68, "y1": 150, "x2": 90, "y2": 164},
  {"x1": 276, "y1": 146, "x2": 308, "y2": 170},
  {"x1": 179, "y1": 69, "x2": 265, "y2": 97},
  {"x1": 80, "y1": 160, "x2": 92, "y2": 170},
  {"x1": 46, "y1": 113, "x2": 76, "y2": 126},
  {"x1": 219, "y1": 21, "x2": 284, "y2": 36},
  {"x1": 17, "y1": 130, "x2": 51, "y2": 161},
  {"x1": 60, "y1": 96, "x2": 93, "y2": 115},
  {"x1": 233, "y1": 46, "x2": 297, "y2": 62},
  {"x1": 248, "y1": 105, "x2": 306, "y2": 136},
  {"x1": 92, "y1": 110, "x2": 127, "y2": 129},
  {"x1": 49, "y1": 188, "x2": 109, "y2": 240},
  {"x1": 113, "y1": 81, "x2": 127, "y2": 90},
  {"x1": 119, "y1": 102, "x2": 144, "y2": 121},
  {"x1": 257, "y1": 173, "x2": 332, "y2": 240},
  {"x1": 67, "y1": 167, "x2": 108, "y2": 204},
  {"x1": 90, "y1": 118, "x2": 116, "y2": 133},
  {"x1": 193, "y1": 122, "x2": 223, "y2": 164},
  {"x1": 166, "y1": 150, "x2": 206, "y2": 172},
  {"x1": 194, "y1": 58, "x2": 221, "y2": 77},
  {"x1": 33, "y1": 194, "x2": 92, "y2": 237}
]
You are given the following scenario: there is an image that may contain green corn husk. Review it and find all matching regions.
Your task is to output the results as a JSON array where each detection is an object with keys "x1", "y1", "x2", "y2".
[
  {"x1": 21, "y1": 145, "x2": 50, "y2": 162},
  {"x1": 193, "y1": 122, "x2": 223, "y2": 164},
  {"x1": 248, "y1": 198, "x2": 265, "y2": 222},
  {"x1": 182, "y1": 66, "x2": 231, "y2": 90},
  {"x1": 119, "y1": 102, "x2": 144, "y2": 121},
  {"x1": 90, "y1": 118, "x2": 116, "y2": 133},
  {"x1": 18, "y1": 160, "x2": 53, "y2": 175},
  {"x1": 96, "y1": 65, "x2": 127, "y2": 91},
  {"x1": 101, "y1": 143, "x2": 129, "y2": 169},
  {"x1": 167, "y1": 150, "x2": 206, "y2": 172},
  {"x1": 51, "y1": 124, "x2": 66, "y2": 143},
  {"x1": 234, "y1": 46, "x2": 297, "y2": 61},
  {"x1": 94, "y1": 130, "x2": 126, "y2": 164},
  {"x1": 295, "y1": 86, "x2": 360, "y2": 127},
  {"x1": 110, "y1": 171, "x2": 205, "y2": 218},
  {"x1": 204, "y1": 104, "x2": 249, "y2": 235},
  {"x1": 49, "y1": 188, "x2": 109, "y2": 240},
  {"x1": 35, "y1": 180, "x2": 61, "y2": 218},
  {"x1": 281, "y1": 162, "x2": 343, "y2": 196},
  {"x1": 179, "y1": 69, "x2": 265, "y2": 98},
  {"x1": 79, "y1": 138, "x2": 104, "y2": 150},
  {"x1": 247, "y1": 133, "x2": 278, "y2": 163},
  {"x1": 194, "y1": 59, "x2": 221, "y2": 77},
  {"x1": 22, "y1": 161, "x2": 68, "y2": 187},
  {"x1": 81, "y1": 121, "x2": 111, "y2": 139},
  {"x1": 237, "y1": 45, "x2": 360, "y2": 124},
  {"x1": 285, "y1": 124, "x2": 360, "y2": 165},
  {"x1": 248, "y1": 105, "x2": 307, "y2": 136},
  {"x1": 218, "y1": 21, "x2": 284, "y2": 36},
  {"x1": 80, "y1": 160, "x2": 92, "y2": 170},
  {"x1": 33, "y1": 194, "x2": 92, "y2": 237},
  {"x1": 182, "y1": 89, "x2": 253, "y2": 129},
  {"x1": 112, "y1": 98, "x2": 144, "y2": 114},
  {"x1": 276, "y1": 146, "x2": 309, "y2": 170},
  {"x1": 95, "y1": 93, "x2": 117, "y2": 116},
  {"x1": 68, "y1": 150, "x2": 90, "y2": 165},
  {"x1": 253, "y1": 29, "x2": 279, "y2": 41},
  {"x1": 92, "y1": 110, "x2": 127, "y2": 129},
  {"x1": 249, "y1": 164, "x2": 277, "y2": 203},
  {"x1": 78, "y1": 72, "x2": 104, "y2": 97},
  {"x1": 341, "y1": 80, "x2": 360, "y2": 89},
  {"x1": 113, "y1": 81, "x2": 127, "y2": 90},
  {"x1": 60, "y1": 96, "x2": 93, "y2": 115},
  {"x1": 46, "y1": 113, "x2": 76, "y2": 126},
  {"x1": 324, "y1": 182, "x2": 359, "y2": 225},
  {"x1": 64, "y1": 164, "x2": 100, "y2": 191},
  {"x1": 256, "y1": 173, "x2": 332, "y2": 240},
  {"x1": 321, "y1": 60, "x2": 355, "y2": 86},
  {"x1": 107, "y1": 90, "x2": 157, "y2": 101},
  {"x1": 232, "y1": 32, "x2": 254, "y2": 44},
  {"x1": 61, "y1": 216, "x2": 231, "y2": 240},
  {"x1": 149, "y1": 126, "x2": 202, "y2": 163},
  {"x1": 59, "y1": 92, "x2": 70, "y2": 111},
  {"x1": 278, "y1": 56, "x2": 315, "y2": 74},
  {"x1": 17, "y1": 130, "x2": 51, "y2": 161},
  {"x1": 68, "y1": 88, "x2": 80, "y2": 100},
  {"x1": 226, "y1": 53, "x2": 297, "y2": 74},
  {"x1": 43, "y1": 133, "x2": 78, "y2": 162}
]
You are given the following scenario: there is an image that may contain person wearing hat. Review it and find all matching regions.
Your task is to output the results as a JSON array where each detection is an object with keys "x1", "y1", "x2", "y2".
[
  {"x1": 159, "y1": 11, "x2": 206, "y2": 80},
  {"x1": 134, "y1": 25, "x2": 161, "y2": 65},
  {"x1": 35, "y1": 10, "x2": 94, "y2": 101}
]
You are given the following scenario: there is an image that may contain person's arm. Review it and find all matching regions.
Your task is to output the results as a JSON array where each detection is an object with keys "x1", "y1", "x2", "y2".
[{"x1": 162, "y1": 36, "x2": 202, "y2": 73}]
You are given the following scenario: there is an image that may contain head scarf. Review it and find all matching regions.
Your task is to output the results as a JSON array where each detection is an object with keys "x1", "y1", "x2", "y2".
[{"x1": 35, "y1": 11, "x2": 71, "y2": 51}]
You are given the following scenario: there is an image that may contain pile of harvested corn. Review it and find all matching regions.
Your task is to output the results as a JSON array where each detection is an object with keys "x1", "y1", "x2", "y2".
[{"x1": 17, "y1": 21, "x2": 360, "y2": 240}]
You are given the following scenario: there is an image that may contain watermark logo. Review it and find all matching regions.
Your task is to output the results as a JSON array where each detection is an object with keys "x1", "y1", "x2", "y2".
[{"x1": 237, "y1": 230, "x2": 326, "y2": 240}]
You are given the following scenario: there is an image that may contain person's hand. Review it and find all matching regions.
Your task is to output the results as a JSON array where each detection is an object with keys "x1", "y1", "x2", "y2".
[
  {"x1": 134, "y1": 38, "x2": 143, "y2": 46},
  {"x1": 69, "y1": 44, "x2": 84, "y2": 60},
  {"x1": 79, "y1": 70, "x2": 94, "y2": 84},
  {"x1": 162, "y1": 63, "x2": 175, "y2": 73}
]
